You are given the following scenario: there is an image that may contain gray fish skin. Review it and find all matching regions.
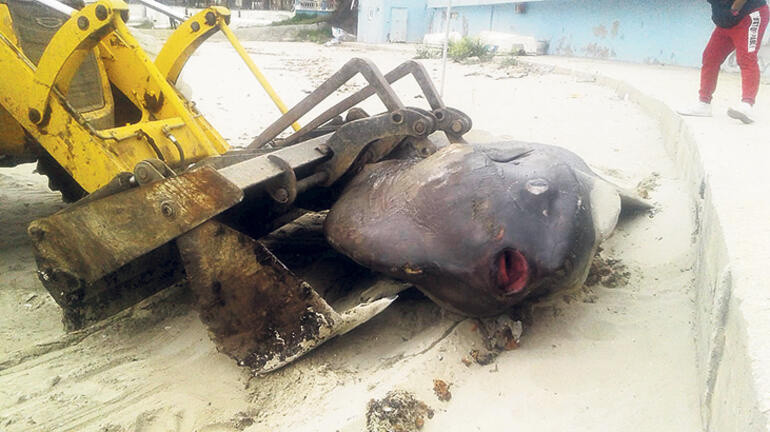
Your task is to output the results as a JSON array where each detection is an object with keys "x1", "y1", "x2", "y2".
[{"x1": 324, "y1": 142, "x2": 634, "y2": 317}]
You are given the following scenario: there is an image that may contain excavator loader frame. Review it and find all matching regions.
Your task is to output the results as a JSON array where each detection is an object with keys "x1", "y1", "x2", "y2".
[
  {"x1": 2, "y1": 0, "x2": 472, "y2": 373},
  {"x1": 0, "y1": 0, "x2": 228, "y2": 193}
]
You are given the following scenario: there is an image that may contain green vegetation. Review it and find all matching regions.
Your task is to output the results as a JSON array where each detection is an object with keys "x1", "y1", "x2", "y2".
[
  {"x1": 271, "y1": 13, "x2": 328, "y2": 26},
  {"x1": 498, "y1": 47, "x2": 526, "y2": 68},
  {"x1": 413, "y1": 37, "x2": 493, "y2": 61},
  {"x1": 414, "y1": 44, "x2": 442, "y2": 59},
  {"x1": 499, "y1": 56, "x2": 518, "y2": 68},
  {"x1": 296, "y1": 26, "x2": 333, "y2": 44},
  {"x1": 270, "y1": 12, "x2": 333, "y2": 43},
  {"x1": 448, "y1": 37, "x2": 493, "y2": 62}
]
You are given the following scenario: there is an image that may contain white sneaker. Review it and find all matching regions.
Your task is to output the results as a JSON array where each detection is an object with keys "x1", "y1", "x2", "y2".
[
  {"x1": 727, "y1": 102, "x2": 755, "y2": 124},
  {"x1": 677, "y1": 101, "x2": 713, "y2": 117}
]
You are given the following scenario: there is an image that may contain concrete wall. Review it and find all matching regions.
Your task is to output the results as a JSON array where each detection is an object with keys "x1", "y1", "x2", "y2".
[
  {"x1": 423, "y1": 0, "x2": 770, "y2": 72},
  {"x1": 357, "y1": 0, "x2": 429, "y2": 43},
  {"x1": 427, "y1": 0, "x2": 715, "y2": 67},
  {"x1": 357, "y1": 0, "x2": 770, "y2": 72}
]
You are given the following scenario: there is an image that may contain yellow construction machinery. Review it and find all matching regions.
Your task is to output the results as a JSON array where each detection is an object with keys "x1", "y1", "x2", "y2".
[{"x1": 0, "y1": 0, "x2": 471, "y2": 372}]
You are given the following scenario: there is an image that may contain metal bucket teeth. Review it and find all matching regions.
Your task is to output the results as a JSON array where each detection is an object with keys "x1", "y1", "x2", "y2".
[{"x1": 177, "y1": 220, "x2": 395, "y2": 374}]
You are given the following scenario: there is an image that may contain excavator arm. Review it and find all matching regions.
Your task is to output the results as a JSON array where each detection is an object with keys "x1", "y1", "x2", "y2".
[{"x1": 2, "y1": 0, "x2": 473, "y2": 373}]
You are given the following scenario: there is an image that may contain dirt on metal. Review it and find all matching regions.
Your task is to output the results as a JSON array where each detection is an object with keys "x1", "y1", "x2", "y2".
[{"x1": 177, "y1": 220, "x2": 340, "y2": 373}]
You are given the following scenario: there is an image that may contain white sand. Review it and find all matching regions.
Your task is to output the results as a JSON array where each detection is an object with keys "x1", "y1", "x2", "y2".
[{"x1": 0, "y1": 39, "x2": 702, "y2": 431}]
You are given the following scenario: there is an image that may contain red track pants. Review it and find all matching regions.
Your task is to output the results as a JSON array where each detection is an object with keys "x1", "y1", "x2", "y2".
[{"x1": 699, "y1": 5, "x2": 769, "y2": 105}]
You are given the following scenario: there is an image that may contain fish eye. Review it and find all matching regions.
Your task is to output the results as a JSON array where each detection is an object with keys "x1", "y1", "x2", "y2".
[{"x1": 525, "y1": 178, "x2": 549, "y2": 195}]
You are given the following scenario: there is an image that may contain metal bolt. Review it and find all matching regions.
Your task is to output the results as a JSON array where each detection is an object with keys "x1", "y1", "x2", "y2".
[
  {"x1": 273, "y1": 188, "x2": 289, "y2": 203},
  {"x1": 135, "y1": 165, "x2": 149, "y2": 182},
  {"x1": 205, "y1": 11, "x2": 216, "y2": 26},
  {"x1": 316, "y1": 144, "x2": 331, "y2": 155},
  {"x1": 191, "y1": 21, "x2": 200, "y2": 32},
  {"x1": 28, "y1": 108, "x2": 41, "y2": 124},
  {"x1": 451, "y1": 120, "x2": 464, "y2": 133},
  {"x1": 28, "y1": 226, "x2": 45, "y2": 241},
  {"x1": 526, "y1": 178, "x2": 549, "y2": 196},
  {"x1": 363, "y1": 149, "x2": 376, "y2": 163},
  {"x1": 160, "y1": 201, "x2": 176, "y2": 218},
  {"x1": 77, "y1": 16, "x2": 89, "y2": 30},
  {"x1": 95, "y1": 5, "x2": 108, "y2": 20},
  {"x1": 413, "y1": 120, "x2": 426, "y2": 135}
]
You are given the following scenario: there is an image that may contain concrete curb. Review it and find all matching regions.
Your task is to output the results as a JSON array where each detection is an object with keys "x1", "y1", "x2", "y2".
[{"x1": 519, "y1": 59, "x2": 769, "y2": 432}]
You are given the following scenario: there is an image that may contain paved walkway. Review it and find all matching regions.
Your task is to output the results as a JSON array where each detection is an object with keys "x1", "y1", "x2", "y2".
[{"x1": 524, "y1": 56, "x2": 770, "y2": 432}]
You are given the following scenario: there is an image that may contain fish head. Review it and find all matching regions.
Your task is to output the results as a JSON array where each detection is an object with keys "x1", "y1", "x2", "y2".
[{"x1": 325, "y1": 144, "x2": 600, "y2": 317}]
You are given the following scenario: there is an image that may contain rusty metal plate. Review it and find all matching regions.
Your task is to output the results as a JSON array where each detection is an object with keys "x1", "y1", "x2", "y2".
[
  {"x1": 29, "y1": 166, "x2": 243, "y2": 328},
  {"x1": 177, "y1": 220, "x2": 340, "y2": 372},
  {"x1": 177, "y1": 220, "x2": 397, "y2": 374}
]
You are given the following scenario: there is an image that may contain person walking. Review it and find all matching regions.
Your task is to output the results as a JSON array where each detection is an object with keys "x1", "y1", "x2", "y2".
[{"x1": 679, "y1": 0, "x2": 769, "y2": 123}]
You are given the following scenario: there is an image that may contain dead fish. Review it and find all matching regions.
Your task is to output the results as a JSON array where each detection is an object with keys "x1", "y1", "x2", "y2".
[{"x1": 324, "y1": 142, "x2": 649, "y2": 317}]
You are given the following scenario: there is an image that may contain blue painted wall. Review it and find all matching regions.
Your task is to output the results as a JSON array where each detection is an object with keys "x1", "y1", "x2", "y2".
[
  {"x1": 359, "y1": 0, "x2": 770, "y2": 71},
  {"x1": 426, "y1": 0, "x2": 715, "y2": 67},
  {"x1": 357, "y1": 0, "x2": 429, "y2": 43},
  {"x1": 358, "y1": 0, "x2": 386, "y2": 43}
]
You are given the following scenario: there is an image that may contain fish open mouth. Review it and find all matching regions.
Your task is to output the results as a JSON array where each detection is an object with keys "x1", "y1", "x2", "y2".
[{"x1": 495, "y1": 249, "x2": 530, "y2": 295}]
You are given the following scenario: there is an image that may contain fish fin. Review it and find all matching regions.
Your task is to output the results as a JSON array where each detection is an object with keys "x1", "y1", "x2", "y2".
[
  {"x1": 581, "y1": 172, "x2": 653, "y2": 242},
  {"x1": 617, "y1": 188, "x2": 654, "y2": 213},
  {"x1": 586, "y1": 166, "x2": 654, "y2": 213},
  {"x1": 582, "y1": 173, "x2": 623, "y2": 242},
  {"x1": 595, "y1": 176, "x2": 653, "y2": 214}
]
